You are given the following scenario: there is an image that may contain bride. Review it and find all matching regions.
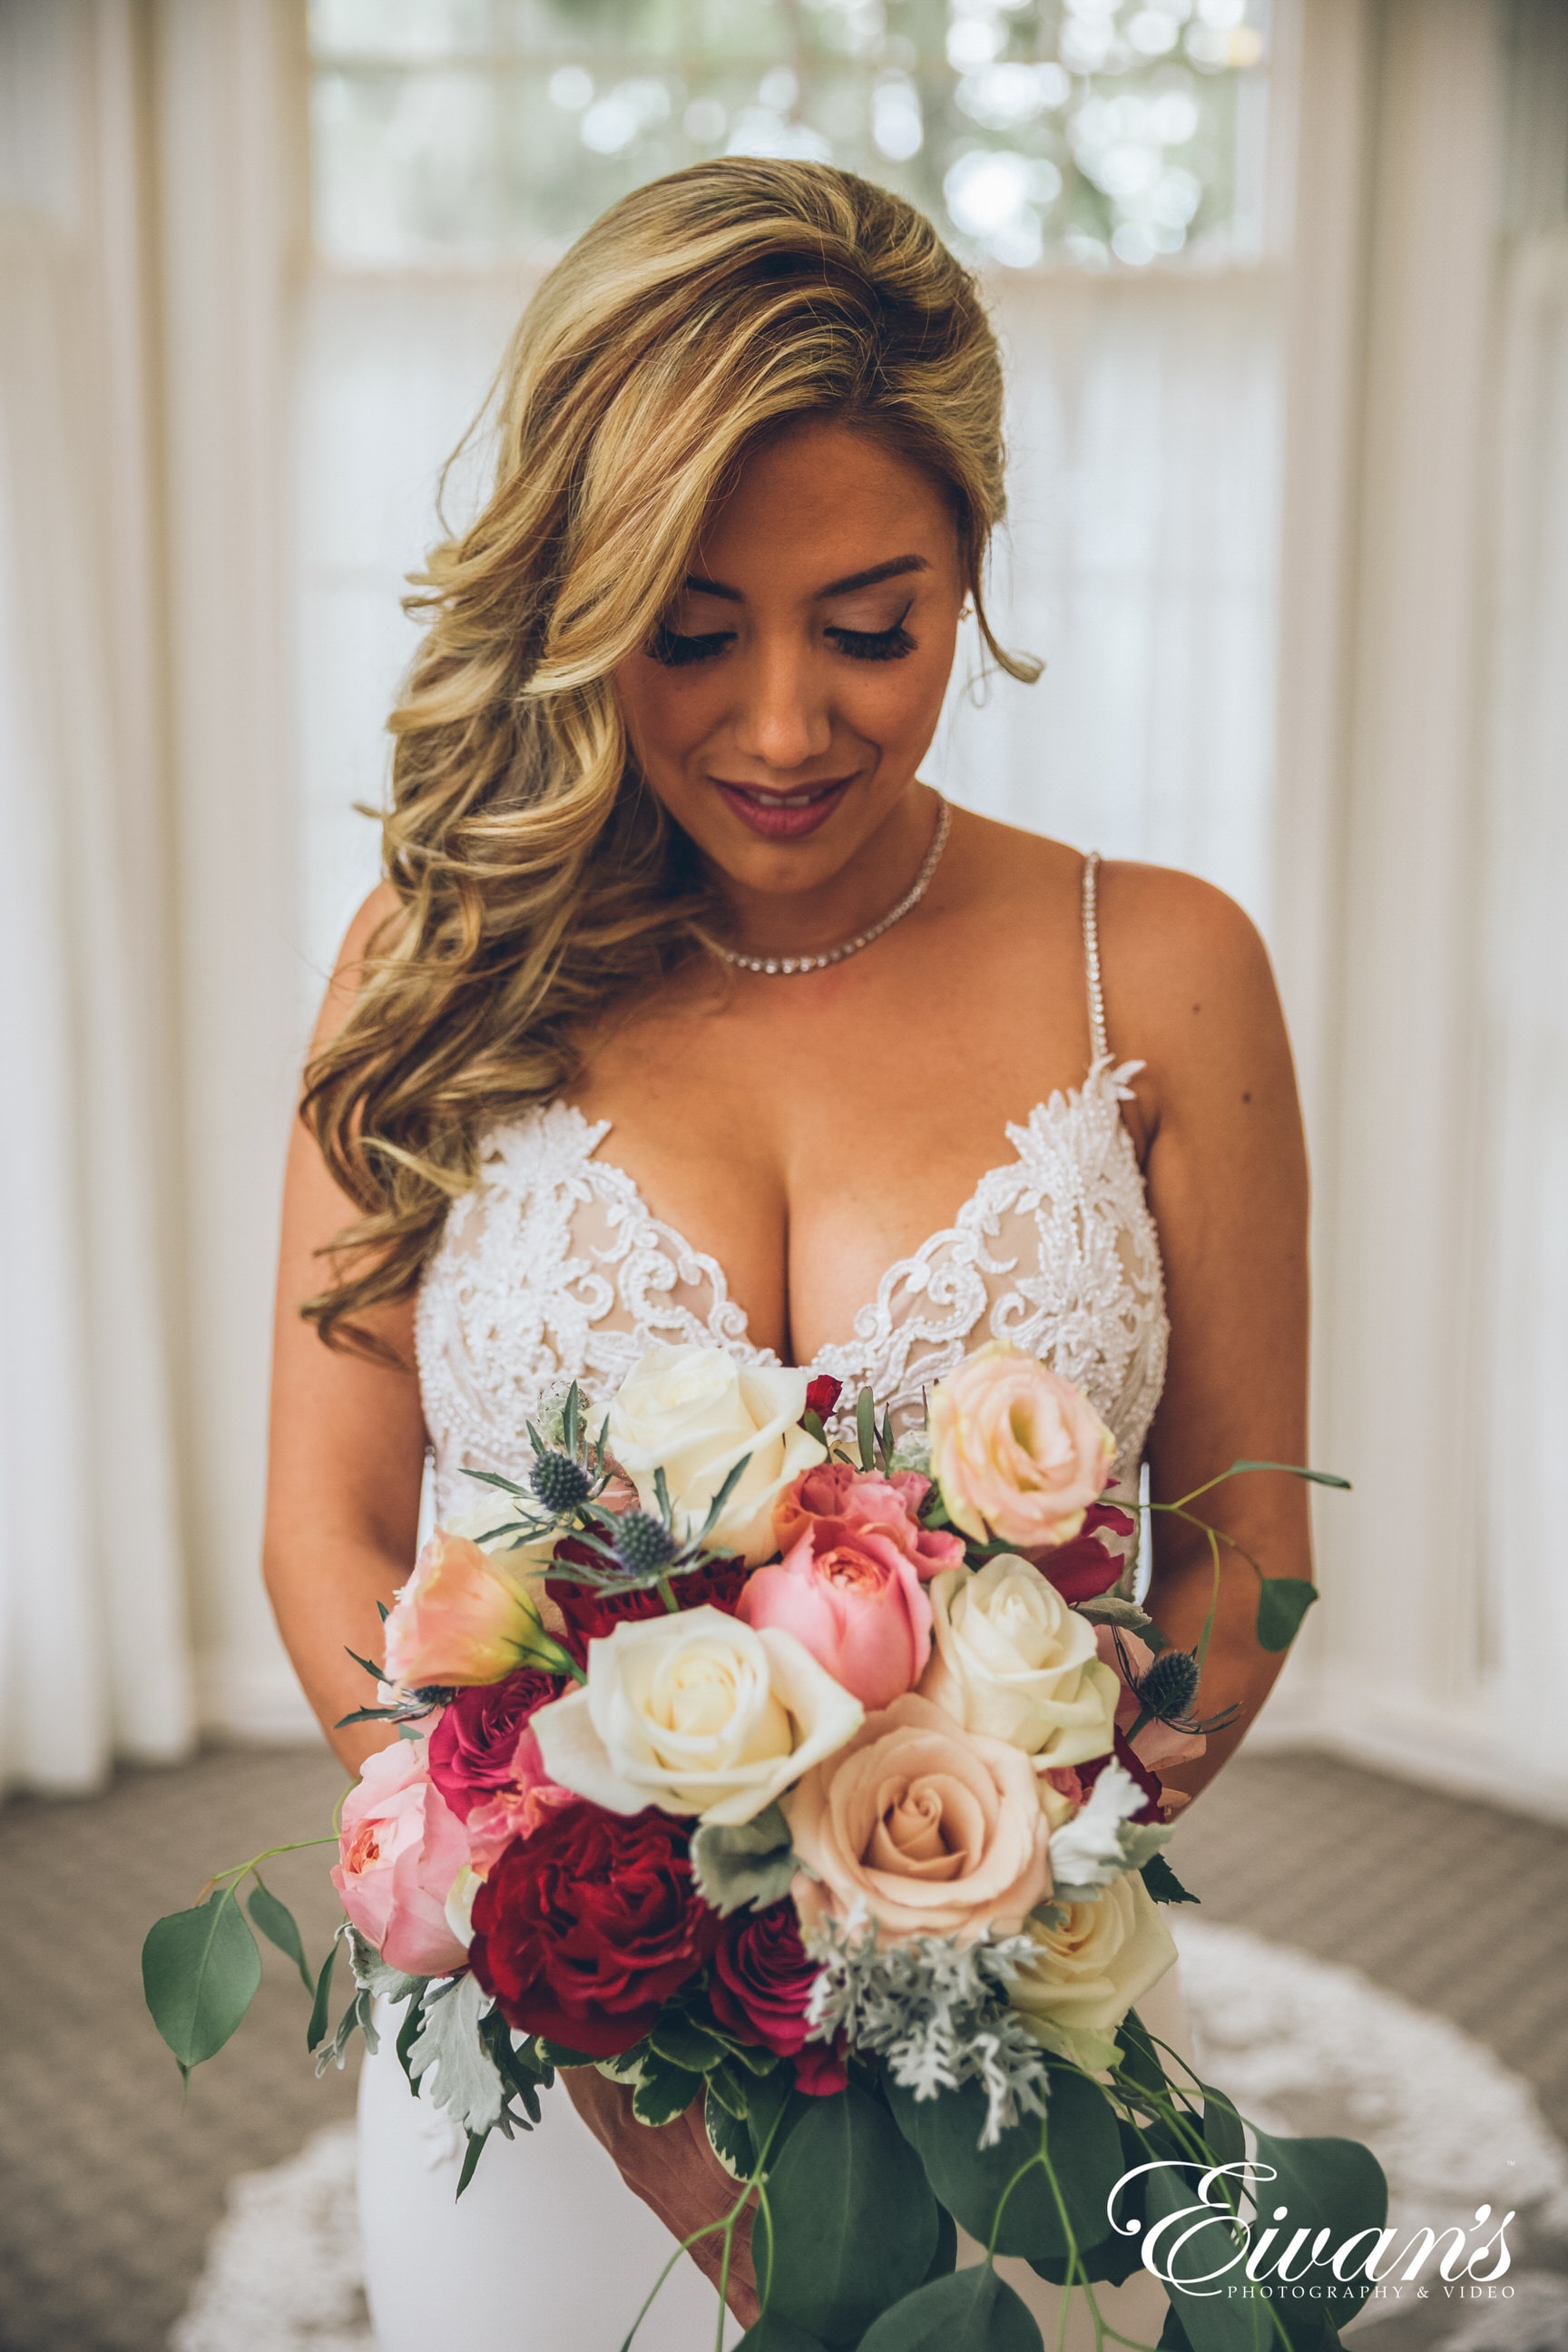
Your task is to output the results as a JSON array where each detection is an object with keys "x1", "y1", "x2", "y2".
[{"x1": 264, "y1": 160, "x2": 1308, "y2": 2349}]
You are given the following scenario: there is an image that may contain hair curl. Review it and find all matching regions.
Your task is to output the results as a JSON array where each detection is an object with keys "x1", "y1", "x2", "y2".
[{"x1": 301, "y1": 158, "x2": 1032, "y2": 1351}]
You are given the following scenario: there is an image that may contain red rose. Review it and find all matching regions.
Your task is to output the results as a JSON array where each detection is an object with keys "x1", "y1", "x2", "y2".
[
  {"x1": 469, "y1": 1802, "x2": 719, "y2": 2057},
  {"x1": 426, "y1": 1667, "x2": 557, "y2": 1821},
  {"x1": 549, "y1": 1557, "x2": 748, "y2": 1665},
  {"x1": 708, "y1": 1903, "x2": 846, "y2": 2094},
  {"x1": 805, "y1": 1375, "x2": 843, "y2": 1424},
  {"x1": 1033, "y1": 1500, "x2": 1137, "y2": 1603}
]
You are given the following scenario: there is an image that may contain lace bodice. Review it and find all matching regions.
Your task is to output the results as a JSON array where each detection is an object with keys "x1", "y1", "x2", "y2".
[{"x1": 414, "y1": 1058, "x2": 1170, "y2": 1529}]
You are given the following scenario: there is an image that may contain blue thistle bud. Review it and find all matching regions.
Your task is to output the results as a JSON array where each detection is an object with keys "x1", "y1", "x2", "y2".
[
  {"x1": 530, "y1": 1450, "x2": 591, "y2": 1514},
  {"x1": 614, "y1": 1511, "x2": 678, "y2": 1577},
  {"x1": 1137, "y1": 1647, "x2": 1200, "y2": 1722}
]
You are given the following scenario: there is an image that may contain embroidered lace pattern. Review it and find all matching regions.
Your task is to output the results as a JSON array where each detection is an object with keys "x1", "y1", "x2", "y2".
[{"x1": 415, "y1": 1058, "x2": 1169, "y2": 1525}]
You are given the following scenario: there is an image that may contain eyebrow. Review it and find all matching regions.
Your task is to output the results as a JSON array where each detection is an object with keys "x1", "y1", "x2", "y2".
[{"x1": 681, "y1": 553, "x2": 931, "y2": 604}]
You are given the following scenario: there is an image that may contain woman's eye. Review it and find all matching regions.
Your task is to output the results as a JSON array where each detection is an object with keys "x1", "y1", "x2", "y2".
[
  {"x1": 826, "y1": 621, "x2": 916, "y2": 663},
  {"x1": 648, "y1": 623, "x2": 735, "y2": 668}
]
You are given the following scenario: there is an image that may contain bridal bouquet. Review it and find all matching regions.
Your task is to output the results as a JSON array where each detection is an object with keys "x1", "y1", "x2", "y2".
[{"x1": 145, "y1": 1342, "x2": 1384, "y2": 2351}]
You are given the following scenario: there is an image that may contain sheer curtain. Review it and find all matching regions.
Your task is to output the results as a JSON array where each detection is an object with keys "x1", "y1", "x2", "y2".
[{"x1": 0, "y1": 1, "x2": 191, "y2": 1789}]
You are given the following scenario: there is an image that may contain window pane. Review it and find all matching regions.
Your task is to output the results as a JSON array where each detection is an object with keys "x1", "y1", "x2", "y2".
[{"x1": 308, "y1": 0, "x2": 1273, "y2": 271}]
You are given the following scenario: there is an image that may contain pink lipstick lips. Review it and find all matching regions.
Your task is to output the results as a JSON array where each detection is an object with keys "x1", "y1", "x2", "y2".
[{"x1": 713, "y1": 776, "x2": 852, "y2": 840}]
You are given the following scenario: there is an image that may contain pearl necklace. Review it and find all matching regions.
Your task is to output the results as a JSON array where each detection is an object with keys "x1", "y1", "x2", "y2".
[{"x1": 718, "y1": 798, "x2": 952, "y2": 976}]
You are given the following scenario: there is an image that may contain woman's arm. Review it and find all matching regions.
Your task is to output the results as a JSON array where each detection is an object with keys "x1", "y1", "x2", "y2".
[
  {"x1": 1102, "y1": 864, "x2": 1312, "y2": 1802},
  {"x1": 264, "y1": 886, "x2": 428, "y2": 1777}
]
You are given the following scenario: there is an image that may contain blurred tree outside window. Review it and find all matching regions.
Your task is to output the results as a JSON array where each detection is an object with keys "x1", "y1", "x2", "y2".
[{"x1": 307, "y1": 0, "x2": 1272, "y2": 273}]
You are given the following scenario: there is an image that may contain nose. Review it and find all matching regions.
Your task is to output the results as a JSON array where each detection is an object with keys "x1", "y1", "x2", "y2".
[{"x1": 729, "y1": 637, "x2": 833, "y2": 772}]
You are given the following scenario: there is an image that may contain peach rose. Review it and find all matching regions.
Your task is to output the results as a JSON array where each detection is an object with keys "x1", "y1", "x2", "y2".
[
  {"x1": 331, "y1": 1737, "x2": 470, "y2": 1977},
  {"x1": 774, "y1": 1463, "x2": 965, "y2": 1581},
  {"x1": 1008, "y1": 1872, "x2": 1178, "y2": 2073},
  {"x1": 382, "y1": 1527, "x2": 554, "y2": 1690},
  {"x1": 788, "y1": 1691, "x2": 1051, "y2": 1945},
  {"x1": 739, "y1": 1517, "x2": 932, "y2": 1710},
  {"x1": 929, "y1": 1344, "x2": 1115, "y2": 1550}
]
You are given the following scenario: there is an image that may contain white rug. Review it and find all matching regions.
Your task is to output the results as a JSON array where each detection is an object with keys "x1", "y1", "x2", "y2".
[{"x1": 171, "y1": 1923, "x2": 1568, "y2": 2352}]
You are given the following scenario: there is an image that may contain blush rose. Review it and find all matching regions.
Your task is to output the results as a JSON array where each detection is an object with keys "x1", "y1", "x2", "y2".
[
  {"x1": 738, "y1": 1517, "x2": 932, "y2": 1710},
  {"x1": 331, "y1": 1737, "x2": 470, "y2": 1977},
  {"x1": 774, "y1": 1463, "x2": 965, "y2": 1581},
  {"x1": 928, "y1": 1344, "x2": 1115, "y2": 1551}
]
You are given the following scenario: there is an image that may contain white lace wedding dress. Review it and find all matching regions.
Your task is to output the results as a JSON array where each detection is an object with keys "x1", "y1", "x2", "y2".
[{"x1": 358, "y1": 855, "x2": 1185, "y2": 2350}]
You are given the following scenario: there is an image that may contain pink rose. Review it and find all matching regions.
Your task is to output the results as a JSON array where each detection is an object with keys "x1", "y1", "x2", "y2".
[
  {"x1": 788, "y1": 1691, "x2": 1051, "y2": 1945},
  {"x1": 774, "y1": 1463, "x2": 965, "y2": 1581},
  {"x1": 1093, "y1": 1628, "x2": 1207, "y2": 1780},
  {"x1": 738, "y1": 1518, "x2": 932, "y2": 1710},
  {"x1": 929, "y1": 1345, "x2": 1116, "y2": 1550},
  {"x1": 330, "y1": 1737, "x2": 471, "y2": 1976},
  {"x1": 382, "y1": 1528, "x2": 550, "y2": 1690}
]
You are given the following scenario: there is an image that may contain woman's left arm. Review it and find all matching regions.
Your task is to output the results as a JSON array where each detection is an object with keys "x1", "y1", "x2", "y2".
[{"x1": 1102, "y1": 864, "x2": 1312, "y2": 1802}]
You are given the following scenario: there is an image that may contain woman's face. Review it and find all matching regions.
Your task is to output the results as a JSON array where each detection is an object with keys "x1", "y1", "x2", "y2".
[{"x1": 612, "y1": 416, "x2": 965, "y2": 901}]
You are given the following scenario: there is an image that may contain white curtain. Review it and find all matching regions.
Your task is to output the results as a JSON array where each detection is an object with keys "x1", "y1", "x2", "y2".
[
  {"x1": 0, "y1": 3, "x2": 191, "y2": 1789},
  {"x1": 1476, "y1": 230, "x2": 1568, "y2": 1770}
]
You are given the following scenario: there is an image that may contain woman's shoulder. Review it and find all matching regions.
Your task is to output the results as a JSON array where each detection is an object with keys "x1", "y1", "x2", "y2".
[{"x1": 310, "y1": 881, "x2": 405, "y2": 1054}]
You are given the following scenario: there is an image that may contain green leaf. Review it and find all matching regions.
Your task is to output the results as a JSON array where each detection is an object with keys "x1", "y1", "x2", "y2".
[
  {"x1": 758, "y1": 2082, "x2": 938, "y2": 2346},
  {"x1": 706, "y1": 2080, "x2": 755, "y2": 2179},
  {"x1": 705, "y1": 2058, "x2": 752, "y2": 2121},
  {"x1": 631, "y1": 2053, "x2": 702, "y2": 2128},
  {"x1": 1030, "y1": 2117, "x2": 1158, "y2": 2287},
  {"x1": 247, "y1": 1877, "x2": 313, "y2": 1992},
  {"x1": 648, "y1": 2010, "x2": 728, "y2": 2074},
  {"x1": 1075, "y1": 1594, "x2": 1166, "y2": 1651},
  {"x1": 699, "y1": 1453, "x2": 752, "y2": 1540},
  {"x1": 456, "y1": 2130, "x2": 488, "y2": 2198},
  {"x1": 1229, "y1": 1460, "x2": 1351, "y2": 1489},
  {"x1": 1142, "y1": 1853, "x2": 1200, "y2": 1906},
  {"x1": 691, "y1": 1803, "x2": 798, "y2": 1916},
  {"x1": 887, "y1": 2068, "x2": 1122, "y2": 2263},
  {"x1": 536, "y1": 2037, "x2": 599, "y2": 2068},
  {"x1": 738, "y1": 2321, "x2": 831, "y2": 2351},
  {"x1": 1201, "y1": 2084, "x2": 1246, "y2": 2174},
  {"x1": 801, "y1": 1409, "x2": 828, "y2": 1447},
  {"x1": 1255, "y1": 1577, "x2": 1318, "y2": 1652},
  {"x1": 856, "y1": 1388, "x2": 877, "y2": 1472},
  {"x1": 858, "y1": 2266, "x2": 1044, "y2": 2351},
  {"x1": 745, "y1": 2067, "x2": 808, "y2": 2172},
  {"x1": 142, "y1": 1891, "x2": 263, "y2": 2072},
  {"x1": 1115, "y1": 2009, "x2": 1173, "y2": 2102}
]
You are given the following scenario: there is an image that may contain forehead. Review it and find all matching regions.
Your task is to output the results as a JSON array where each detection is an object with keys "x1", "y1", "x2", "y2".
[{"x1": 694, "y1": 417, "x2": 956, "y2": 584}]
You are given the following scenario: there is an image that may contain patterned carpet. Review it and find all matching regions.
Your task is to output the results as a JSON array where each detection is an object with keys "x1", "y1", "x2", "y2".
[{"x1": 0, "y1": 1743, "x2": 1564, "y2": 2352}]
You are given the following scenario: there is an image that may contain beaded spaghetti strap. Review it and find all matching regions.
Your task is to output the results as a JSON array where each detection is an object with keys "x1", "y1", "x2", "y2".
[{"x1": 1082, "y1": 850, "x2": 1111, "y2": 1065}]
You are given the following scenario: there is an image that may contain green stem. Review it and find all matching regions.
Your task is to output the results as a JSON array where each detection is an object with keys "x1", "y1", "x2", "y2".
[{"x1": 204, "y1": 1835, "x2": 338, "y2": 1902}]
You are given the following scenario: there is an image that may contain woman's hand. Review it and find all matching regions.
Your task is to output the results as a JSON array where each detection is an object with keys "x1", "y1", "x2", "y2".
[{"x1": 563, "y1": 2068, "x2": 760, "y2": 2328}]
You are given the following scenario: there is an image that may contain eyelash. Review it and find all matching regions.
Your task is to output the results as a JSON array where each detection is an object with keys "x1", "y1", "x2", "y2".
[{"x1": 646, "y1": 613, "x2": 917, "y2": 669}]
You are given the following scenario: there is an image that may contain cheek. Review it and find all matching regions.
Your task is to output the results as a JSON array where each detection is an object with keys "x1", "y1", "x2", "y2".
[{"x1": 613, "y1": 659, "x2": 723, "y2": 769}]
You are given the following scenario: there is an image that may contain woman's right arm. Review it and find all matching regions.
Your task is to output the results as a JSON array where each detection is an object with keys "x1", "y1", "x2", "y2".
[{"x1": 263, "y1": 886, "x2": 429, "y2": 1778}]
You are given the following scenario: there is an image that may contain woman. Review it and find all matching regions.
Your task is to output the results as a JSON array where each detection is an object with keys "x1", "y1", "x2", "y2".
[{"x1": 265, "y1": 161, "x2": 1308, "y2": 2349}]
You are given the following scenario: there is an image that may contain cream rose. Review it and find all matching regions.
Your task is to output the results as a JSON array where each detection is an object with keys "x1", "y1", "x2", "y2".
[
  {"x1": 929, "y1": 1343, "x2": 1115, "y2": 1550},
  {"x1": 606, "y1": 1344, "x2": 826, "y2": 1566},
  {"x1": 1008, "y1": 1872, "x2": 1177, "y2": 2073},
  {"x1": 787, "y1": 1691, "x2": 1051, "y2": 1945},
  {"x1": 531, "y1": 1605, "x2": 862, "y2": 1828},
  {"x1": 919, "y1": 1557, "x2": 1119, "y2": 1768}
]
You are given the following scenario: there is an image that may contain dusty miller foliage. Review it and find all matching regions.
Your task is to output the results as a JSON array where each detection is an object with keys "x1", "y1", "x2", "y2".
[{"x1": 804, "y1": 1912, "x2": 1052, "y2": 2149}]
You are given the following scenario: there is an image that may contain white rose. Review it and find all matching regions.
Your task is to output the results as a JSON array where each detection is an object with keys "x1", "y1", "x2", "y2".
[
  {"x1": 531, "y1": 1604, "x2": 863, "y2": 1827},
  {"x1": 1008, "y1": 1873, "x2": 1178, "y2": 2073},
  {"x1": 606, "y1": 1343, "x2": 825, "y2": 1566},
  {"x1": 918, "y1": 1556, "x2": 1119, "y2": 1767}
]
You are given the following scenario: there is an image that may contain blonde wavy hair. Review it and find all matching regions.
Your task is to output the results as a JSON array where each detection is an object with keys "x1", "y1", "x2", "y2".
[{"x1": 303, "y1": 157, "x2": 1031, "y2": 1351}]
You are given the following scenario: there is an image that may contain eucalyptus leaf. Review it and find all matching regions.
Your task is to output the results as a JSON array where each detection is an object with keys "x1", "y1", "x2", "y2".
[
  {"x1": 248, "y1": 1877, "x2": 313, "y2": 1992},
  {"x1": 856, "y1": 1388, "x2": 877, "y2": 1472},
  {"x1": 887, "y1": 2068, "x2": 1122, "y2": 2263},
  {"x1": 923, "y1": 2204, "x2": 957, "y2": 2282},
  {"x1": 407, "y1": 1975, "x2": 505, "y2": 2138},
  {"x1": 142, "y1": 1891, "x2": 263, "y2": 2072},
  {"x1": 1229, "y1": 1459, "x2": 1351, "y2": 1489},
  {"x1": 758, "y1": 2082, "x2": 937, "y2": 2346},
  {"x1": 1255, "y1": 1577, "x2": 1318, "y2": 1652},
  {"x1": 739, "y1": 2321, "x2": 831, "y2": 2351},
  {"x1": 306, "y1": 1929, "x2": 342, "y2": 2053},
  {"x1": 691, "y1": 1803, "x2": 798, "y2": 1916},
  {"x1": 858, "y1": 2266, "x2": 1044, "y2": 2351}
]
